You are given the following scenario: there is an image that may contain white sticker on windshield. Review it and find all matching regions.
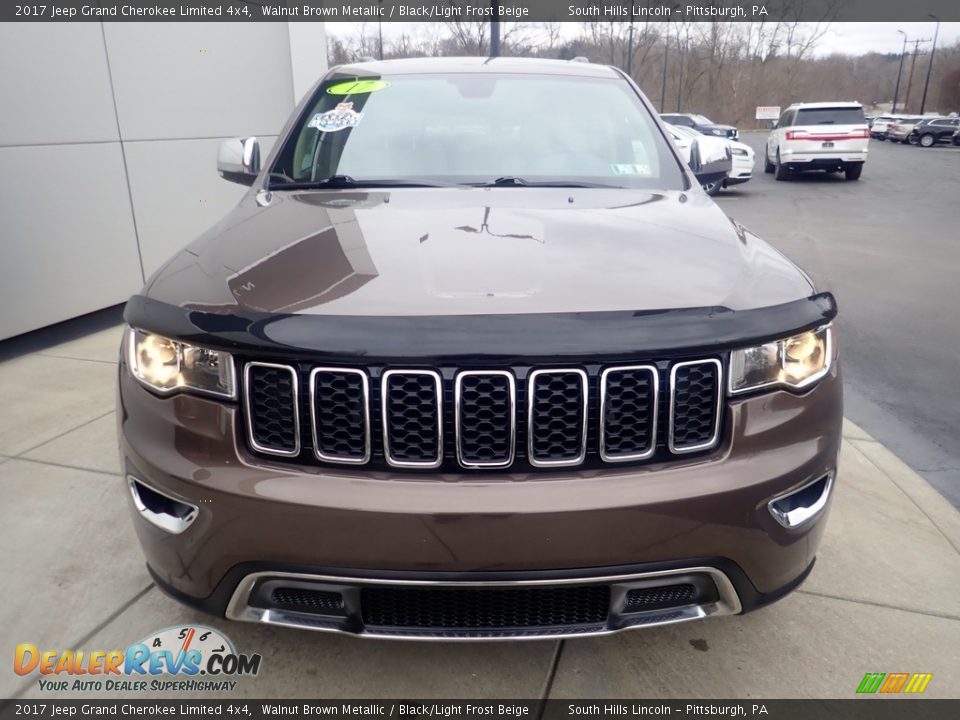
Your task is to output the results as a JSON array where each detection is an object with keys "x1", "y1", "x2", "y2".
[
  {"x1": 611, "y1": 163, "x2": 652, "y2": 176},
  {"x1": 308, "y1": 102, "x2": 363, "y2": 133}
]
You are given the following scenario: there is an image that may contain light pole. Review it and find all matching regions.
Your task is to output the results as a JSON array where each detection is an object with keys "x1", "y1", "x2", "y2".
[
  {"x1": 660, "y1": 19, "x2": 670, "y2": 111},
  {"x1": 626, "y1": 7, "x2": 635, "y2": 77},
  {"x1": 490, "y1": 0, "x2": 500, "y2": 57},
  {"x1": 892, "y1": 30, "x2": 907, "y2": 112},
  {"x1": 920, "y1": 14, "x2": 940, "y2": 115}
]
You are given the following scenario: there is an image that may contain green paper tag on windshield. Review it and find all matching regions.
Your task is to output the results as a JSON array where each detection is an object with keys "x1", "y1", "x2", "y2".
[{"x1": 326, "y1": 80, "x2": 391, "y2": 96}]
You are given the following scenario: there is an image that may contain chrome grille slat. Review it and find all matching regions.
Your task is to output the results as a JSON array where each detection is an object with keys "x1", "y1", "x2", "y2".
[
  {"x1": 309, "y1": 367, "x2": 370, "y2": 465},
  {"x1": 600, "y1": 365, "x2": 659, "y2": 462},
  {"x1": 527, "y1": 368, "x2": 588, "y2": 468},
  {"x1": 382, "y1": 369, "x2": 443, "y2": 469},
  {"x1": 668, "y1": 359, "x2": 723, "y2": 454},
  {"x1": 455, "y1": 371, "x2": 516, "y2": 469},
  {"x1": 243, "y1": 362, "x2": 300, "y2": 457}
]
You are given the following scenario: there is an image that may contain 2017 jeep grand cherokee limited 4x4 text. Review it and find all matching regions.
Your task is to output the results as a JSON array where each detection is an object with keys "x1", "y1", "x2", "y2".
[{"x1": 118, "y1": 57, "x2": 841, "y2": 640}]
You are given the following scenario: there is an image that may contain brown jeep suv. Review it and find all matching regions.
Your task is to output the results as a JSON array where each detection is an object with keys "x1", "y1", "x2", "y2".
[{"x1": 118, "y1": 57, "x2": 841, "y2": 639}]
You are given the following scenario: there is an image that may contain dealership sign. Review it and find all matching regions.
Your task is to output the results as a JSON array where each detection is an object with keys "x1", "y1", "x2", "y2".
[{"x1": 755, "y1": 106, "x2": 781, "y2": 120}]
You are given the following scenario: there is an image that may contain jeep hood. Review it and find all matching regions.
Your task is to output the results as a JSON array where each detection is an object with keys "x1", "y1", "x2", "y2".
[{"x1": 144, "y1": 188, "x2": 815, "y2": 316}]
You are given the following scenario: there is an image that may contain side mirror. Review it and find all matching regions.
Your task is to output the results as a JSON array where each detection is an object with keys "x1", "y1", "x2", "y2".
[
  {"x1": 771, "y1": 121, "x2": 778, "y2": 130},
  {"x1": 217, "y1": 137, "x2": 261, "y2": 186},
  {"x1": 689, "y1": 139, "x2": 732, "y2": 189}
]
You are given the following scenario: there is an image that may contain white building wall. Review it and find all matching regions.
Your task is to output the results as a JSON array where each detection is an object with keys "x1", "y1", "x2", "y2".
[{"x1": 0, "y1": 21, "x2": 327, "y2": 341}]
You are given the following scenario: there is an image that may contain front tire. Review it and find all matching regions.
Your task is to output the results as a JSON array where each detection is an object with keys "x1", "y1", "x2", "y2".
[
  {"x1": 702, "y1": 178, "x2": 724, "y2": 196},
  {"x1": 764, "y1": 148, "x2": 775, "y2": 173},
  {"x1": 774, "y1": 151, "x2": 791, "y2": 181},
  {"x1": 845, "y1": 163, "x2": 863, "y2": 181},
  {"x1": 919, "y1": 134, "x2": 936, "y2": 148}
]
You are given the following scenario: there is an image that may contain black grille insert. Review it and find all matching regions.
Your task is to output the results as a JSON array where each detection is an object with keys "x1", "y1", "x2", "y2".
[
  {"x1": 361, "y1": 584, "x2": 610, "y2": 629},
  {"x1": 456, "y1": 372, "x2": 514, "y2": 467},
  {"x1": 670, "y1": 360, "x2": 722, "y2": 452},
  {"x1": 270, "y1": 587, "x2": 344, "y2": 613},
  {"x1": 624, "y1": 584, "x2": 697, "y2": 612},
  {"x1": 528, "y1": 369, "x2": 587, "y2": 466},
  {"x1": 244, "y1": 363, "x2": 299, "y2": 455},
  {"x1": 382, "y1": 370, "x2": 442, "y2": 467},
  {"x1": 601, "y1": 365, "x2": 658, "y2": 461},
  {"x1": 310, "y1": 368, "x2": 369, "y2": 463},
  {"x1": 240, "y1": 359, "x2": 726, "y2": 469}
]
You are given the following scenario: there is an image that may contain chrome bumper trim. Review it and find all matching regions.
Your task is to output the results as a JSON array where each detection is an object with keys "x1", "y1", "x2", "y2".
[{"x1": 225, "y1": 566, "x2": 742, "y2": 641}]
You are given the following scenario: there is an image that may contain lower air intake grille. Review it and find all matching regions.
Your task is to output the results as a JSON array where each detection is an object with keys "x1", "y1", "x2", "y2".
[
  {"x1": 624, "y1": 584, "x2": 697, "y2": 612},
  {"x1": 360, "y1": 584, "x2": 610, "y2": 629},
  {"x1": 270, "y1": 587, "x2": 344, "y2": 613}
]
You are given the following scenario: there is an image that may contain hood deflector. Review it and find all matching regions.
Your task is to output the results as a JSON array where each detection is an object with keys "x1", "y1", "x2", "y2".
[{"x1": 124, "y1": 293, "x2": 837, "y2": 363}]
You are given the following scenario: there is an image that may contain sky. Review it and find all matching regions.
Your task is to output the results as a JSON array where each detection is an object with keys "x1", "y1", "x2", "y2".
[{"x1": 327, "y1": 21, "x2": 960, "y2": 58}]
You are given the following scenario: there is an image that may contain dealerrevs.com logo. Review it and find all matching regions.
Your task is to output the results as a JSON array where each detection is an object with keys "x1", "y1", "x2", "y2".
[{"x1": 14, "y1": 625, "x2": 262, "y2": 693}]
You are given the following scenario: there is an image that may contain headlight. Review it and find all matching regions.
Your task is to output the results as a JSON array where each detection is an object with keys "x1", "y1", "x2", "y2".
[
  {"x1": 729, "y1": 326, "x2": 832, "y2": 394},
  {"x1": 712, "y1": 129, "x2": 726, "y2": 136},
  {"x1": 731, "y1": 148, "x2": 749, "y2": 156},
  {"x1": 126, "y1": 328, "x2": 236, "y2": 399}
]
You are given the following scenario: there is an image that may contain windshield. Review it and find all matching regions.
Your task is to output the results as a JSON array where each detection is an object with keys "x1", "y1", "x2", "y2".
[
  {"x1": 690, "y1": 114, "x2": 714, "y2": 125},
  {"x1": 796, "y1": 107, "x2": 866, "y2": 125},
  {"x1": 270, "y1": 72, "x2": 686, "y2": 190}
]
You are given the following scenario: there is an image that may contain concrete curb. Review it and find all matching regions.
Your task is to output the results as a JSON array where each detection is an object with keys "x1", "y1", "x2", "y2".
[{"x1": 843, "y1": 418, "x2": 960, "y2": 554}]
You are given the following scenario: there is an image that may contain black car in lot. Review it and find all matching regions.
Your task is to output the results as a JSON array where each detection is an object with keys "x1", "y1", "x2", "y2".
[
  {"x1": 909, "y1": 117, "x2": 960, "y2": 147},
  {"x1": 660, "y1": 113, "x2": 739, "y2": 140}
]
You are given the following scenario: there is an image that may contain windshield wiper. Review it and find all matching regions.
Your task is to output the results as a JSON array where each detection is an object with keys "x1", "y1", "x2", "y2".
[
  {"x1": 472, "y1": 177, "x2": 625, "y2": 189},
  {"x1": 270, "y1": 175, "x2": 456, "y2": 190}
]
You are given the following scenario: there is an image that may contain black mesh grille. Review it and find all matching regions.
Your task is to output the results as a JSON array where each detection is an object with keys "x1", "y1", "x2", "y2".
[
  {"x1": 241, "y1": 359, "x2": 725, "y2": 470},
  {"x1": 270, "y1": 587, "x2": 344, "y2": 613},
  {"x1": 671, "y1": 361, "x2": 720, "y2": 450},
  {"x1": 312, "y1": 370, "x2": 367, "y2": 461},
  {"x1": 360, "y1": 585, "x2": 610, "y2": 629},
  {"x1": 529, "y1": 371, "x2": 586, "y2": 463},
  {"x1": 602, "y1": 367, "x2": 656, "y2": 459},
  {"x1": 624, "y1": 584, "x2": 697, "y2": 612},
  {"x1": 384, "y1": 372, "x2": 441, "y2": 464},
  {"x1": 457, "y1": 373, "x2": 513, "y2": 466},
  {"x1": 246, "y1": 364, "x2": 298, "y2": 453}
]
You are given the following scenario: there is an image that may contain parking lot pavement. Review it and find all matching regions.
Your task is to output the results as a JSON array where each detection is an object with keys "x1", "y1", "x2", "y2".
[
  {"x1": 716, "y1": 135, "x2": 960, "y2": 511},
  {"x1": 2, "y1": 322, "x2": 959, "y2": 700}
]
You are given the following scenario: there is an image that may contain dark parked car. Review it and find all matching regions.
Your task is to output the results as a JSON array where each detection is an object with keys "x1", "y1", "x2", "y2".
[
  {"x1": 908, "y1": 117, "x2": 960, "y2": 147},
  {"x1": 660, "y1": 112, "x2": 739, "y2": 140},
  {"x1": 119, "y1": 57, "x2": 841, "y2": 640}
]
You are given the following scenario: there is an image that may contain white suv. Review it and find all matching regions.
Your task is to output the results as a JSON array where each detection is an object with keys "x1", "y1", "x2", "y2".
[{"x1": 765, "y1": 102, "x2": 869, "y2": 181}]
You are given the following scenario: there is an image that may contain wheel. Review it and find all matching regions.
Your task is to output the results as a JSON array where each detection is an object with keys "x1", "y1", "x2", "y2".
[
  {"x1": 890, "y1": 138, "x2": 900, "y2": 144},
  {"x1": 774, "y1": 150, "x2": 791, "y2": 181},
  {"x1": 763, "y1": 148, "x2": 775, "y2": 173},
  {"x1": 702, "y1": 178, "x2": 723, "y2": 196},
  {"x1": 919, "y1": 134, "x2": 935, "y2": 148},
  {"x1": 845, "y1": 163, "x2": 863, "y2": 181}
]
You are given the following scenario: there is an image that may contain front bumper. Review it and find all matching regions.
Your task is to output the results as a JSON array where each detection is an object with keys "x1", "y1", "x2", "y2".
[{"x1": 118, "y1": 347, "x2": 841, "y2": 638}]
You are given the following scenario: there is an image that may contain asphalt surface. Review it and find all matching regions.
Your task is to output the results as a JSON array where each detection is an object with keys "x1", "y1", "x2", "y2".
[{"x1": 717, "y1": 134, "x2": 960, "y2": 508}]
